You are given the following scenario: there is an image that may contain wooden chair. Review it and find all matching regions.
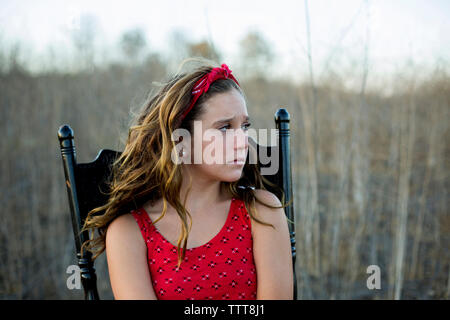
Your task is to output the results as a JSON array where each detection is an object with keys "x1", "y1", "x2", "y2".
[{"x1": 57, "y1": 107, "x2": 297, "y2": 300}]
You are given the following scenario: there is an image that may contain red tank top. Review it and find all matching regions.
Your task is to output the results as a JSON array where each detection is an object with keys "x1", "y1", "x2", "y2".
[{"x1": 130, "y1": 197, "x2": 257, "y2": 300}]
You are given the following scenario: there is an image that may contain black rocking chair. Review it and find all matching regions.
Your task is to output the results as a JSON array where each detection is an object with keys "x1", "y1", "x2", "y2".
[{"x1": 58, "y1": 107, "x2": 297, "y2": 300}]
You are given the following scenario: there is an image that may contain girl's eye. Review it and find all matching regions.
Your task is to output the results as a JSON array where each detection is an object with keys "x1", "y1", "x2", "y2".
[
  {"x1": 218, "y1": 124, "x2": 231, "y2": 132},
  {"x1": 219, "y1": 122, "x2": 251, "y2": 132}
]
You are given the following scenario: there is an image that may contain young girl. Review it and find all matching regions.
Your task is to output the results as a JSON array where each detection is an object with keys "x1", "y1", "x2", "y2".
[{"x1": 82, "y1": 58, "x2": 293, "y2": 300}]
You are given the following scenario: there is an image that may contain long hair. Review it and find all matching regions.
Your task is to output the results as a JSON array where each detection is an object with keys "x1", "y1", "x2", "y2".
[{"x1": 81, "y1": 58, "x2": 292, "y2": 267}]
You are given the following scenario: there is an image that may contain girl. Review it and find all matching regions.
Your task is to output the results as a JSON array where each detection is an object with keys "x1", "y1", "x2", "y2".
[{"x1": 82, "y1": 58, "x2": 293, "y2": 300}]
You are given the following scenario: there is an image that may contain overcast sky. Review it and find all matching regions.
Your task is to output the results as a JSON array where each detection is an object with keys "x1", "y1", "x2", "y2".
[{"x1": 1, "y1": 0, "x2": 448, "y2": 82}]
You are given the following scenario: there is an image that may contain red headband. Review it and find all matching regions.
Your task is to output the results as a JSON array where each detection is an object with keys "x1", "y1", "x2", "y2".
[{"x1": 180, "y1": 63, "x2": 240, "y2": 121}]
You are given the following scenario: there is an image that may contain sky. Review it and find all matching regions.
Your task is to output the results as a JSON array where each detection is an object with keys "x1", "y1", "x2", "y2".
[{"x1": 0, "y1": 0, "x2": 449, "y2": 83}]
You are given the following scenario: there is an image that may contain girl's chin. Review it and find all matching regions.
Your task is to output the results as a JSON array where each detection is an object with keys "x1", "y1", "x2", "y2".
[
  {"x1": 196, "y1": 164, "x2": 244, "y2": 181},
  {"x1": 223, "y1": 169, "x2": 245, "y2": 180}
]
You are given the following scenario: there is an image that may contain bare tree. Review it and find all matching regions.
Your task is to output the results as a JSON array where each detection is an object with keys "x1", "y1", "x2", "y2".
[
  {"x1": 120, "y1": 28, "x2": 147, "y2": 65},
  {"x1": 238, "y1": 30, "x2": 274, "y2": 79},
  {"x1": 70, "y1": 13, "x2": 98, "y2": 70},
  {"x1": 188, "y1": 40, "x2": 221, "y2": 63}
]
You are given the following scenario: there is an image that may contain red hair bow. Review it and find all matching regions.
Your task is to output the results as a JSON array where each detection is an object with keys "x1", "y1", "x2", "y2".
[{"x1": 180, "y1": 63, "x2": 240, "y2": 121}]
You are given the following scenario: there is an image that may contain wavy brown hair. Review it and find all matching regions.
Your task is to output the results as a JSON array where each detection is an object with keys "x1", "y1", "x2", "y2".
[{"x1": 81, "y1": 58, "x2": 293, "y2": 267}]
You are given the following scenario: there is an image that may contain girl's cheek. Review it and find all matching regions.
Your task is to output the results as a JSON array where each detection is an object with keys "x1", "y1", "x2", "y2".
[{"x1": 224, "y1": 139, "x2": 235, "y2": 162}]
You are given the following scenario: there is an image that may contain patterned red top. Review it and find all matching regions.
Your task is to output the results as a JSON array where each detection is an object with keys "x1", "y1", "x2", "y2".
[{"x1": 130, "y1": 197, "x2": 257, "y2": 300}]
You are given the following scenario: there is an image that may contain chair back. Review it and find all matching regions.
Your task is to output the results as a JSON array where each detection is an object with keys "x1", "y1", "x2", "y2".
[{"x1": 58, "y1": 108, "x2": 297, "y2": 300}]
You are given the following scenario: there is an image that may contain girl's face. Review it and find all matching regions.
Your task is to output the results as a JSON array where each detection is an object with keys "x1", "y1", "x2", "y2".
[{"x1": 183, "y1": 89, "x2": 250, "y2": 182}]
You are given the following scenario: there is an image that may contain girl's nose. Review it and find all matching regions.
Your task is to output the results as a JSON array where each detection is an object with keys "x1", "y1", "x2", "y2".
[{"x1": 234, "y1": 128, "x2": 249, "y2": 150}]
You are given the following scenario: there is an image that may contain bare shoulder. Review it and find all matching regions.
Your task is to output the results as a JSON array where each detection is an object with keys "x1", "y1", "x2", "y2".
[
  {"x1": 251, "y1": 189, "x2": 286, "y2": 231},
  {"x1": 253, "y1": 189, "x2": 282, "y2": 207},
  {"x1": 106, "y1": 213, "x2": 146, "y2": 250},
  {"x1": 106, "y1": 212, "x2": 157, "y2": 299}
]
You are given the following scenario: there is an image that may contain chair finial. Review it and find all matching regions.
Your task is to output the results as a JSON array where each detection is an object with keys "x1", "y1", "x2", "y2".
[
  {"x1": 58, "y1": 124, "x2": 74, "y2": 140},
  {"x1": 275, "y1": 108, "x2": 290, "y2": 122}
]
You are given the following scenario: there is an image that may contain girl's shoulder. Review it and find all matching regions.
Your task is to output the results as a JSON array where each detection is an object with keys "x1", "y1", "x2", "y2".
[
  {"x1": 253, "y1": 189, "x2": 282, "y2": 207},
  {"x1": 249, "y1": 189, "x2": 286, "y2": 230},
  {"x1": 106, "y1": 213, "x2": 148, "y2": 254}
]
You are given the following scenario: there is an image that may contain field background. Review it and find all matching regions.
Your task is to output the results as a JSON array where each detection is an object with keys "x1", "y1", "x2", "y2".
[{"x1": 0, "y1": 2, "x2": 449, "y2": 300}]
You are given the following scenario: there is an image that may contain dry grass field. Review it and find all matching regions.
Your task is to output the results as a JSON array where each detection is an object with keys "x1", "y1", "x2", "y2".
[{"x1": 0, "y1": 42, "x2": 448, "y2": 299}]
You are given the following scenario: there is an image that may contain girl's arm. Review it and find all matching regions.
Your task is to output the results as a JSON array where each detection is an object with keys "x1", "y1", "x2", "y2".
[
  {"x1": 252, "y1": 189, "x2": 294, "y2": 300},
  {"x1": 106, "y1": 214, "x2": 158, "y2": 300}
]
